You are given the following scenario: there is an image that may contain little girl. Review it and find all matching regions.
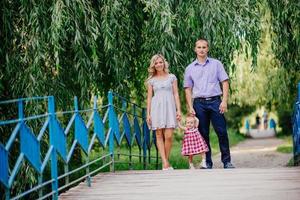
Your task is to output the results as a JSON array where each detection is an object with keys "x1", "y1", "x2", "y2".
[{"x1": 178, "y1": 114, "x2": 209, "y2": 169}]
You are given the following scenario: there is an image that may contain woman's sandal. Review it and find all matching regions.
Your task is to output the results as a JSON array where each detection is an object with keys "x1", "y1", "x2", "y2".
[{"x1": 162, "y1": 167, "x2": 174, "y2": 170}]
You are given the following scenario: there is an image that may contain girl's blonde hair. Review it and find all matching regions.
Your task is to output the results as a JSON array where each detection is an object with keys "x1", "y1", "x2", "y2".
[
  {"x1": 146, "y1": 54, "x2": 169, "y2": 82},
  {"x1": 186, "y1": 114, "x2": 199, "y2": 128}
]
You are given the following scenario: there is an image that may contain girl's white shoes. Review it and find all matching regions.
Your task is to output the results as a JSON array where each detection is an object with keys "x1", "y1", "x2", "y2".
[
  {"x1": 200, "y1": 160, "x2": 207, "y2": 169},
  {"x1": 189, "y1": 163, "x2": 195, "y2": 170}
]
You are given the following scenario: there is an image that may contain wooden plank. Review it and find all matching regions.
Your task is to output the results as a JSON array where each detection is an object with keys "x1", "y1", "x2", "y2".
[{"x1": 59, "y1": 168, "x2": 300, "y2": 200}]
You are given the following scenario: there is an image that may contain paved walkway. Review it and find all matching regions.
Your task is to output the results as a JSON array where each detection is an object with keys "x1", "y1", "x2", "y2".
[
  {"x1": 59, "y1": 168, "x2": 300, "y2": 200},
  {"x1": 213, "y1": 137, "x2": 292, "y2": 168},
  {"x1": 60, "y1": 137, "x2": 299, "y2": 200}
]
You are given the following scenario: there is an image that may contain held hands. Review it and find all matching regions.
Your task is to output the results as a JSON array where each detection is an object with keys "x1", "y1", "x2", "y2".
[
  {"x1": 188, "y1": 107, "x2": 196, "y2": 116},
  {"x1": 219, "y1": 100, "x2": 228, "y2": 114}
]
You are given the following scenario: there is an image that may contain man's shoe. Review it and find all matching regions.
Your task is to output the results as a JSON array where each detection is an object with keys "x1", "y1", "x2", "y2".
[{"x1": 224, "y1": 162, "x2": 235, "y2": 169}]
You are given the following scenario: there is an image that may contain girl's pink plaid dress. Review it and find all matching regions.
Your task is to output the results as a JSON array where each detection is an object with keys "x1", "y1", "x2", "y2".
[{"x1": 181, "y1": 128, "x2": 208, "y2": 156}]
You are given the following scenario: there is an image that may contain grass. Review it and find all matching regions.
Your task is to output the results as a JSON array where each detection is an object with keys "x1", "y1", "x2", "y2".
[
  {"x1": 276, "y1": 135, "x2": 293, "y2": 154},
  {"x1": 275, "y1": 134, "x2": 294, "y2": 166}
]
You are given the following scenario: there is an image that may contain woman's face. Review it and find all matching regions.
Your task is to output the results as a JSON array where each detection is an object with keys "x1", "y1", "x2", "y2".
[{"x1": 154, "y1": 57, "x2": 165, "y2": 72}]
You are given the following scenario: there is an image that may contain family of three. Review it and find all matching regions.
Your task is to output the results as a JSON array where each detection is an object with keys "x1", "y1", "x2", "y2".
[{"x1": 146, "y1": 38, "x2": 235, "y2": 170}]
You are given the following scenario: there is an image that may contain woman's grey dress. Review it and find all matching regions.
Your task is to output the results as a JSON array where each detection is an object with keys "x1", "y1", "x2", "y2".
[{"x1": 147, "y1": 74, "x2": 177, "y2": 130}]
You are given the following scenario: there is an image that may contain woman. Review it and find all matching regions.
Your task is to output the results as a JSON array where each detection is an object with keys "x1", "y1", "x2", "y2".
[{"x1": 146, "y1": 54, "x2": 181, "y2": 170}]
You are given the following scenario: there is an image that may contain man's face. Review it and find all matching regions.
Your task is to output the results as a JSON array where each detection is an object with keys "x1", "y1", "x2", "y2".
[{"x1": 194, "y1": 40, "x2": 209, "y2": 58}]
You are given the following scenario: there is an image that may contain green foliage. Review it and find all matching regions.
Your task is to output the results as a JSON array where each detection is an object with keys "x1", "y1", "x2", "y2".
[
  {"x1": 226, "y1": 104, "x2": 255, "y2": 132},
  {"x1": 0, "y1": 0, "x2": 262, "y2": 105},
  {"x1": 277, "y1": 109, "x2": 293, "y2": 135},
  {"x1": 230, "y1": 1, "x2": 299, "y2": 134},
  {"x1": 267, "y1": 0, "x2": 300, "y2": 110},
  {"x1": 276, "y1": 135, "x2": 292, "y2": 153},
  {"x1": 277, "y1": 145, "x2": 293, "y2": 154}
]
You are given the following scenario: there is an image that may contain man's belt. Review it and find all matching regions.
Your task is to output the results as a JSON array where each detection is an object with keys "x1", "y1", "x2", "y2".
[{"x1": 195, "y1": 96, "x2": 221, "y2": 101}]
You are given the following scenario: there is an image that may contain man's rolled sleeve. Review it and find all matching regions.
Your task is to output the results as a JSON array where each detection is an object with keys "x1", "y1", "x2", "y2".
[
  {"x1": 218, "y1": 62, "x2": 229, "y2": 82},
  {"x1": 183, "y1": 68, "x2": 194, "y2": 88}
]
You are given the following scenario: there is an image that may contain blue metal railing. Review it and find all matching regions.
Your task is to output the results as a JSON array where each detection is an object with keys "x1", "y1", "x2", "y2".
[
  {"x1": 0, "y1": 91, "x2": 158, "y2": 200},
  {"x1": 292, "y1": 82, "x2": 300, "y2": 165}
]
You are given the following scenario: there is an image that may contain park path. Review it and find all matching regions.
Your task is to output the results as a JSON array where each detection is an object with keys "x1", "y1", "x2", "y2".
[
  {"x1": 213, "y1": 137, "x2": 292, "y2": 168},
  {"x1": 59, "y1": 137, "x2": 300, "y2": 200}
]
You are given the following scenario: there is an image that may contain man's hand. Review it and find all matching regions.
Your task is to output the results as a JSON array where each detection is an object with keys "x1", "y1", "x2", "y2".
[{"x1": 219, "y1": 100, "x2": 227, "y2": 114}]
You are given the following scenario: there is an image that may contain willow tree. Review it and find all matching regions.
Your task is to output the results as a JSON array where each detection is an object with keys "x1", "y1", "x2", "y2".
[
  {"x1": 267, "y1": 0, "x2": 300, "y2": 109},
  {"x1": 265, "y1": 0, "x2": 300, "y2": 133},
  {"x1": 1, "y1": 0, "x2": 261, "y2": 105}
]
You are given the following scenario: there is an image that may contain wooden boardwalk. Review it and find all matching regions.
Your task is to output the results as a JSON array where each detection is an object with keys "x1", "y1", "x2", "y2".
[{"x1": 59, "y1": 167, "x2": 300, "y2": 200}]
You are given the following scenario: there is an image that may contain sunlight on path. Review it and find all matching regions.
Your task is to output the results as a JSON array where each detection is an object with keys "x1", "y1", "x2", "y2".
[{"x1": 213, "y1": 137, "x2": 292, "y2": 168}]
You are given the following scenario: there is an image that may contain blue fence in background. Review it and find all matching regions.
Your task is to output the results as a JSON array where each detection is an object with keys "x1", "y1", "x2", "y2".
[
  {"x1": 0, "y1": 91, "x2": 158, "y2": 200},
  {"x1": 292, "y1": 82, "x2": 300, "y2": 165}
]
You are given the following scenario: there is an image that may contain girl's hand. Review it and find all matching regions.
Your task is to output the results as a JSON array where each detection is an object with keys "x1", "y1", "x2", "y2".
[
  {"x1": 189, "y1": 107, "x2": 196, "y2": 116},
  {"x1": 176, "y1": 111, "x2": 182, "y2": 121}
]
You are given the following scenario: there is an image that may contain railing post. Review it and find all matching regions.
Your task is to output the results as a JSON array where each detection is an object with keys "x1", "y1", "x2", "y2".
[
  {"x1": 48, "y1": 96, "x2": 58, "y2": 200},
  {"x1": 121, "y1": 100, "x2": 128, "y2": 166},
  {"x1": 245, "y1": 119, "x2": 250, "y2": 135},
  {"x1": 38, "y1": 175, "x2": 43, "y2": 198},
  {"x1": 154, "y1": 132, "x2": 159, "y2": 170},
  {"x1": 134, "y1": 105, "x2": 142, "y2": 164},
  {"x1": 142, "y1": 108, "x2": 147, "y2": 169},
  {"x1": 3, "y1": 100, "x2": 23, "y2": 200},
  {"x1": 298, "y1": 82, "x2": 300, "y2": 101},
  {"x1": 108, "y1": 91, "x2": 115, "y2": 172}
]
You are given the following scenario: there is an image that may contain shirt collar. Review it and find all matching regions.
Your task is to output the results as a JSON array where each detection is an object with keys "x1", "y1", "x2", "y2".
[{"x1": 194, "y1": 57, "x2": 210, "y2": 67}]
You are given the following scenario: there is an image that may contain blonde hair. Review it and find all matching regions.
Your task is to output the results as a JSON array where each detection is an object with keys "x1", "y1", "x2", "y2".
[
  {"x1": 146, "y1": 54, "x2": 169, "y2": 82},
  {"x1": 186, "y1": 114, "x2": 199, "y2": 128}
]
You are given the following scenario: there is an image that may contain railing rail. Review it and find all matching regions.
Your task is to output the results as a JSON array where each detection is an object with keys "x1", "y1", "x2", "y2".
[
  {"x1": 292, "y1": 82, "x2": 300, "y2": 165},
  {"x1": 0, "y1": 91, "x2": 158, "y2": 200}
]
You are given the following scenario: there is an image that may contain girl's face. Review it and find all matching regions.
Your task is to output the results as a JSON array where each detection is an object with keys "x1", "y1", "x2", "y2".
[
  {"x1": 154, "y1": 57, "x2": 165, "y2": 72},
  {"x1": 186, "y1": 117, "x2": 195, "y2": 128}
]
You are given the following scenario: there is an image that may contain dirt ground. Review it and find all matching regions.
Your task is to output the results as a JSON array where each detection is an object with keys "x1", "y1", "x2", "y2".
[{"x1": 212, "y1": 137, "x2": 293, "y2": 168}]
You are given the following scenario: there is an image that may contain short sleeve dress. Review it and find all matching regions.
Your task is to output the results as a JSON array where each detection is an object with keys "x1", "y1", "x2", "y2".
[{"x1": 147, "y1": 74, "x2": 177, "y2": 130}]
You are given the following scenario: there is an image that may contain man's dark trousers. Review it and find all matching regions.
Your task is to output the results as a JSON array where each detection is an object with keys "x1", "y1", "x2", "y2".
[{"x1": 193, "y1": 97, "x2": 231, "y2": 167}]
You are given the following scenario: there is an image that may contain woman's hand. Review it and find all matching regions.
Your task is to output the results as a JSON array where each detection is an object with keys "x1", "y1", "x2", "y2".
[
  {"x1": 176, "y1": 111, "x2": 182, "y2": 121},
  {"x1": 146, "y1": 114, "x2": 152, "y2": 128},
  {"x1": 188, "y1": 107, "x2": 196, "y2": 116}
]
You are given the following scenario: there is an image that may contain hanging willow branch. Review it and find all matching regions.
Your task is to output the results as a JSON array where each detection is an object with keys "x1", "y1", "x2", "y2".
[{"x1": 1, "y1": 0, "x2": 262, "y2": 104}]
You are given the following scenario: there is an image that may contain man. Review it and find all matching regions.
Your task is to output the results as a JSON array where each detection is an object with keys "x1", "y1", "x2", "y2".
[{"x1": 184, "y1": 38, "x2": 234, "y2": 169}]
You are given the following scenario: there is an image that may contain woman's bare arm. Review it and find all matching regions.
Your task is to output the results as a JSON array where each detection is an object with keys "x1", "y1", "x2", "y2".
[
  {"x1": 172, "y1": 79, "x2": 182, "y2": 121},
  {"x1": 146, "y1": 84, "x2": 153, "y2": 126}
]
